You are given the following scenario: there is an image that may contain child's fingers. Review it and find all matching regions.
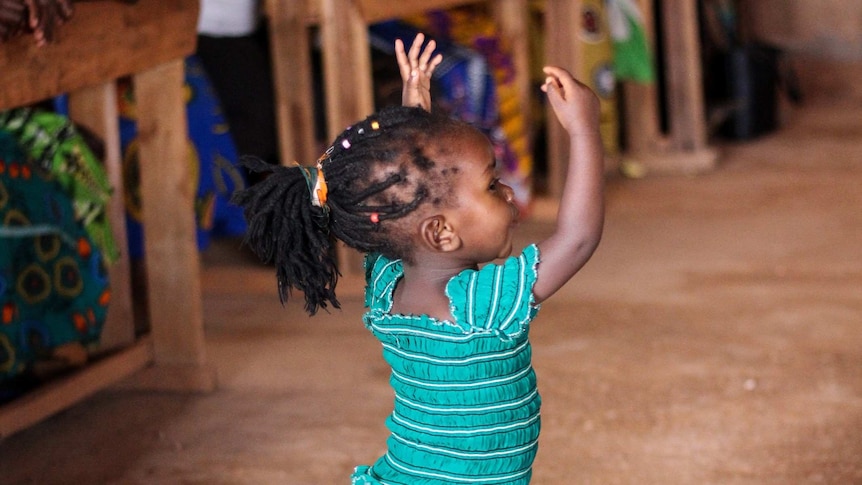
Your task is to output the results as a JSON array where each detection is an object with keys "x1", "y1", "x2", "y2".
[
  {"x1": 408, "y1": 33, "x2": 425, "y2": 63},
  {"x1": 397, "y1": 32, "x2": 441, "y2": 86},
  {"x1": 541, "y1": 75, "x2": 565, "y2": 102},
  {"x1": 395, "y1": 39, "x2": 411, "y2": 79},
  {"x1": 542, "y1": 66, "x2": 586, "y2": 101},
  {"x1": 541, "y1": 75, "x2": 558, "y2": 91},
  {"x1": 542, "y1": 65, "x2": 573, "y2": 80},
  {"x1": 542, "y1": 66, "x2": 578, "y2": 93},
  {"x1": 542, "y1": 74, "x2": 575, "y2": 120},
  {"x1": 543, "y1": 77, "x2": 564, "y2": 107},
  {"x1": 427, "y1": 53, "x2": 443, "y2": 74},
  {"x1": 418, "y1": 39, "x2": 437, "y2": 70},
  {"x1": 546, "y1": 90, "x2": 572, "y2": 128}
]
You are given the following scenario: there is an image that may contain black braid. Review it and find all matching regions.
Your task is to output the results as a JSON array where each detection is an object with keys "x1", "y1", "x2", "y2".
[
  {"x1": 232, "y1": 105, "x2": 466, "y2": 315},
  {"x1": 231, "y1": 156, "x2": 338, "y2": 315}
]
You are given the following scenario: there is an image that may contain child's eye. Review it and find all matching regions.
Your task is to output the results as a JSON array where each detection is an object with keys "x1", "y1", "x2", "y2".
[{"x1": 489, "y1": 178, "x2": 500, "y2": 191}]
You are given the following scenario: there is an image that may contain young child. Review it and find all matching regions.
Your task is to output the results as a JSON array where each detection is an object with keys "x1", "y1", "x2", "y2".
[{"x1": 233, "y1": 34, "x2": 604, "y2": 484}]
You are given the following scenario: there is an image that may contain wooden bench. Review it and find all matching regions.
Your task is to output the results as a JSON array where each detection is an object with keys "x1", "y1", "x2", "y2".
[{"x1": 0, "y1": 0, "x2": 215, "y2": 440}]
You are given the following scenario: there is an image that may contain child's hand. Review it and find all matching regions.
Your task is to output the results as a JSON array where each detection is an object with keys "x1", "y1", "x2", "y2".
[
  {"x1": 396, "y1": 33, "x2": 442, "y2": 112},
  {"x1": 533, "y1": 66, "x2": 604, "y2": 304},
  {"x1": 541, "y1": 66, "x2": 600, "y2": 136}
]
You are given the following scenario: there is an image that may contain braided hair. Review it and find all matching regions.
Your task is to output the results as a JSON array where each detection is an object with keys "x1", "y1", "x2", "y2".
[{"x1": 232, "y1": 105, "x2": 466, "y2": 315}]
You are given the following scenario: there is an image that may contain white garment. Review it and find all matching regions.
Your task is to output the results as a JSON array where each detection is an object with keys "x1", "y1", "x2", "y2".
[{"x1": 197, "y1": 0, "x2": 261, "y2": 37}]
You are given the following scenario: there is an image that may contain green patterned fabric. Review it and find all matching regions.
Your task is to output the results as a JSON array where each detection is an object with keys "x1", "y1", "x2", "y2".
[
  {"x1": 0, "y1": 130, "x2": 110, "y2": 387},
  {"x1": 0, "y1": 108, "x2": 117, "y2": 264},
  {"x1": 354, "y1": 245, "x2": 541, "y2": 484}
]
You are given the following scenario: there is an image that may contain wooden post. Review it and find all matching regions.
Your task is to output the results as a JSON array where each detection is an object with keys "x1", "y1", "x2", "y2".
[
  {"x1": 620, "y1": 0, "x2": 663, "y2": 154},
  {"x1": 320, "y1": 0, "x2": 375, "y2": 139},
  {"x1": 543, "y1": 0, "x2": 584, "y2": 197},
  {"x1": 492, "y1": 0, "x2": 532, "y2": 138},
  {"x1": 319, "y1": 0, "x2": 375, "y2": 274},
  {"x1": 132, "y1": 60, "x2": 216, "y2": 391},
  {"x1": 660, "y1": 0, "x2": 708, "y2": 151},
  {"x1": 67, "y1": 82, "x2": 136, "y2": 350},
  {"x1": 267, "y1": 0, "x2": 318, "y2": 166},
  {"x1": 619, "y1": 0, "x2": 718, "y2": 175}
]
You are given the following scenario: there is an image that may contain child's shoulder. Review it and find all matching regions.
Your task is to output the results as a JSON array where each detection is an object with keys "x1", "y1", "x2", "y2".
[
  {"x1": 445, "y1": 244, "x2": 541, "y2": 337},
  {"x1": 364, "y1": 252, "x2": 400, "y2": 282},
  {"x1": 364, "y1": 252, "x2": 402, "y2": 310}
]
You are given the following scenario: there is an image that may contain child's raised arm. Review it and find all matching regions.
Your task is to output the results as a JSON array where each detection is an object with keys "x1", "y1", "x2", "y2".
[
  {"x1": 533, "y1": 66, "x2": 605, "y2": 303},
  {"x1": 395, "y1": 33, "x2": 442, "y2": 112}
]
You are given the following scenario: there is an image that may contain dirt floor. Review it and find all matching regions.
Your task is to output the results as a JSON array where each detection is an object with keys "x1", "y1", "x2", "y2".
[{"x1": 1, "y1": 101, "x2": 861, "y2": 484}]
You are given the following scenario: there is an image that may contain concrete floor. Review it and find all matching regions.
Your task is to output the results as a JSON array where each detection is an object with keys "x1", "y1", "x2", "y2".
[{"x1": 1, "y1": 100, "x2": 861, "y2": 484}]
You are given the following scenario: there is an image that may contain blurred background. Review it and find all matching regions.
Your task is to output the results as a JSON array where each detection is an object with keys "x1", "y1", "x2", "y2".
[{"x1": 1, "y1": 1, "x2": 860, "y2": 483}]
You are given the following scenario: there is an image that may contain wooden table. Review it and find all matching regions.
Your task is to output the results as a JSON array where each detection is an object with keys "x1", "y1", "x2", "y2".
[{"x1": 0, "y1": 0, "x2": 215, "y2": 440}]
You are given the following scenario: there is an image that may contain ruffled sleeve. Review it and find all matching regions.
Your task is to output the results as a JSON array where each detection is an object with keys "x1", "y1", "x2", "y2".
[
  {"x1": 364, "y1": 252, "x2": 402, "y2": 311},
  {"x1": 446, "y1": 244, "x2": 541, "y2": 338}
]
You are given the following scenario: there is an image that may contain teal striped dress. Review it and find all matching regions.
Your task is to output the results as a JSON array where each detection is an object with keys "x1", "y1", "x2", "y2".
[{"x1": 352, "y1": 245, "x2": 542, "y2": 485}]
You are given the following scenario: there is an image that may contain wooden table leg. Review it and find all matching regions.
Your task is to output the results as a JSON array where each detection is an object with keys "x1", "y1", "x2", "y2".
[
  {"x1": 131, "y1": 59, "x2": 216, "y2": 392},
  {"x1": 320, "y1": 0, "x2": 375, "y2": 275},
  {"x1": 543, "y1": 0, "x2": 585, "y2": 197},
  {"x1": 267, "y1": 0, "x2": 318, "y2": 166},
  {"x1": 68, "y1": 82, "x2": 136, "y2": 351},
  {"x1": 661, "y1": 0, "x2": 709, "y2": 152}
]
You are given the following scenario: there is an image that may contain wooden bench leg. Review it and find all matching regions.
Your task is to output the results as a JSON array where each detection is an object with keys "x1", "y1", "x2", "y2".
[
  {"x1": 268, "y1": 0, "x2": 318, "y2": 166},
  {"x1": 68, "y1": 82, "x2": 137, "y2": 351},
  {"x1": 319, "y1": 0, "x2": 375, "y2": 275},
  {"x1": 131, "y1": 60, "x2": 217, "y2": 392}
]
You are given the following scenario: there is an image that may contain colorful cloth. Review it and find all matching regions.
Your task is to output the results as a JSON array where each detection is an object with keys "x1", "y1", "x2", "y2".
[
  {"x1": 606, "y1": 0, "x2": 656, "y2": 83},
  {"x1": 417, "y1": 9, "x2": 534, "y2": 209},
  {"x1": 354, "y1": 245, "x2": 542, "y2": 484},
  {"x1": 370, "y1": 17, "x2": 533, "y2": 210},
  {"x1": 0, "y1": 108, "x2": 117, "y2": 264},
  {"x1": 0, "y1": 131, "x2": 110, "y2": 386},
  {"x1": 118, "y1": 55, "x2": 247, "y2": 259}
]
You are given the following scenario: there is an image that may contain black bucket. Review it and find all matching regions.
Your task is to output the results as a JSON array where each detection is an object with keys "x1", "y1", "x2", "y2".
[{"x1": 716, "y1": 43, "x2": 780, "y2": 140}]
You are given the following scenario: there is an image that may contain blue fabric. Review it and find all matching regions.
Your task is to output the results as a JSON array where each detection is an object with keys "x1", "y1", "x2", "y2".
[
  {"x1": 119, "y1": 55, "x2": 247, "y2": 259},
  {"x1": 368, "y1": 20, "x2": 533, "y2": 209},
  {"x1": 369, "y1": 21, "x2": 498, "y2": 131},
  {"x1": 0, "y1": 130, "x2": 109, "y2": 387}
]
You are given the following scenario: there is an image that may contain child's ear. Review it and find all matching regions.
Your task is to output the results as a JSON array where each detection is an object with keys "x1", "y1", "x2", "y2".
[{"x1": 419, "y1": 215, "x2": 461, "y2": 253}]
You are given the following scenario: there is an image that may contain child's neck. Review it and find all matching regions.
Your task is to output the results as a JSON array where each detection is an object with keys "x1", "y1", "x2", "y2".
[{"x1": 391, "y1": 260, "x2": 474, "y2": 321}]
